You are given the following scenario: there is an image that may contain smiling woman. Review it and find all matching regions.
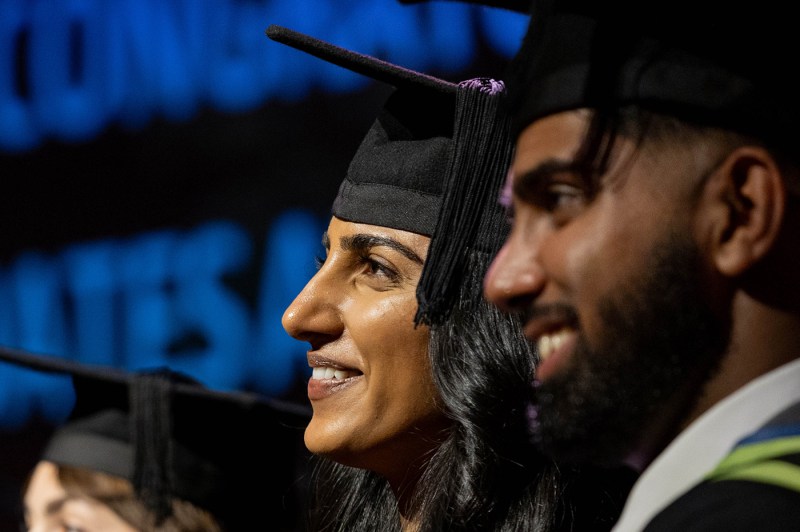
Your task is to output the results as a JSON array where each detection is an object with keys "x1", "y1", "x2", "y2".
[
  {"x1": 272, "y1": 25, "x2": 634, "y2": 532},
  {"x1": 290, "y1": 219, "x2": 440, "y2": 482}
]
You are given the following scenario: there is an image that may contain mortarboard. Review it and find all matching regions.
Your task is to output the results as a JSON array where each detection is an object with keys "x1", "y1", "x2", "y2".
[
  {"x1": 505, "y1": 0, "x2": 800, "y2": 144},
  {"x1": 266, "y1": 25, "x2": 514, "y2": 326},
  {"x1": 0, "y1": 345, "x2": 311, "y2": 531}
]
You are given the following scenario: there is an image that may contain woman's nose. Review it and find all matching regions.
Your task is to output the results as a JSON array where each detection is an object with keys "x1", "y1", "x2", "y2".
[{"x1": 282, "y1": 269, "x2": 342, "y2": 346}]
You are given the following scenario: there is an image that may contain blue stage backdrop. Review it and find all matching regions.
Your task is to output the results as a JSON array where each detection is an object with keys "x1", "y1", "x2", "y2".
[{"x1": 0, "y1": 0, "x2": 527, "y2": 526}]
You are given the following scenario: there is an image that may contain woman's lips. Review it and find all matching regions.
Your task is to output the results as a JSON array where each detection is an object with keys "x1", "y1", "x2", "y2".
[
  {"x1": 307, "y1": 371, "x2": 362, "y2": 401},
  {"x1": 306, "y1": 355, "x2": 363, "y2": 401}
]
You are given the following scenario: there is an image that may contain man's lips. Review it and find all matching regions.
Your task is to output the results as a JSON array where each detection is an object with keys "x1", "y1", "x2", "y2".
[
  {"x1": 521, "y1": 305, "x2": 580, "y2": 382},
  {"x1": 531, "y1": 327, "x2": 578, "y2": 382}
]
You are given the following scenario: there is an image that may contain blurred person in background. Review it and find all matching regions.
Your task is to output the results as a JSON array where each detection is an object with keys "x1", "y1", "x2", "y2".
[{"x1": 0, "y1": 346, "x2": 310, "y2": 532}]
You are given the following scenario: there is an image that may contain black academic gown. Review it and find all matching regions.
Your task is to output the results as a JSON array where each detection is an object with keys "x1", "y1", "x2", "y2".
[{"x1": 644, "y1": 402, "x2": 800, "y2": 531}]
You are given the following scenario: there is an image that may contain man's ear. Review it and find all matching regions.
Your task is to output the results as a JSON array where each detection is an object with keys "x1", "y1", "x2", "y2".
[{"x1": 701, "y1": 146, "x2": 786, "y2": 277}]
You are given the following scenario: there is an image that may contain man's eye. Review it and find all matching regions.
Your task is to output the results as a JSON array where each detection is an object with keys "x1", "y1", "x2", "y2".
[
  {"x1": 314, "y1": 255, "x2": 326, "y2": 270},
  {"x1": 546, "y1": 183, "x2": 586, "y2": 212},
  {"x1": 515, "y1": 172, "x2": 588, "y2": 218}
]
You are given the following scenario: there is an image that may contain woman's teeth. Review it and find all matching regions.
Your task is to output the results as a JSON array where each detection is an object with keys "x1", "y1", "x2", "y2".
[{"x1": 311, "y1": 367, "x2": 358, "y2": 380}]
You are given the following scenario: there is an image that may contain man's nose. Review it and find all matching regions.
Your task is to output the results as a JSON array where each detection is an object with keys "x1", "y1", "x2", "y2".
[{"x1": 484, "y1": 233, "x2": 546, "y2": 313}]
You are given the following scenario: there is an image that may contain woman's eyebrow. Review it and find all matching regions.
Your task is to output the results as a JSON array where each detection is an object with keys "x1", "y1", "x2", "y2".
[{"x1": 341, "y1": 233, "x2": 424, "y2": 264}]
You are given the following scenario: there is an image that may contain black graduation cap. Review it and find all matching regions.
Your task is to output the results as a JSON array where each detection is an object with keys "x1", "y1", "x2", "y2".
[
  {"x1": 506, "y1": 0, "x2": 800, "y2": 144},
  {"x1": 266, "y1": 25, "x2": 514, "y2": 326},
  {"x1": 0, "y1": 345, "x2": 310, "y2": 531}
]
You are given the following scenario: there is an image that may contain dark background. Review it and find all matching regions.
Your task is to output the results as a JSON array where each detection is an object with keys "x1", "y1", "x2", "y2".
[{"x1": 0, "y1": 1, "x2": 526, "y2": 528}]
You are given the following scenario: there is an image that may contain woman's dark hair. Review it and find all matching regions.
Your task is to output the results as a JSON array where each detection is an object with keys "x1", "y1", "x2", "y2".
[{"x1": 415, "y1": 248, "x2": 560, "y2": 532}]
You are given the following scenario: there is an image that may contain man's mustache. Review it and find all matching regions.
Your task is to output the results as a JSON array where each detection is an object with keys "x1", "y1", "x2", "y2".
[{"x1": 519, "y1": 302, "x2": 580, "y2": 330}]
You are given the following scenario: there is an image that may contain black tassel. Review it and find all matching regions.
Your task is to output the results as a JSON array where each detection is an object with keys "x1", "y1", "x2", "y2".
[
  {"x1": 415, "y1": 78, "x2": 514, "y2": 327},
  {"x1": 130, "y1": 371, "x2": 175, "y2": 524}
]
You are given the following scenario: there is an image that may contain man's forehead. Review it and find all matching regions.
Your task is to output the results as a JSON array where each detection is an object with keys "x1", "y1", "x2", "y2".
[
  {"x1": 511, "y1": 111, "x2": 588, "y2": 173},
  {"x1": 508, "y1": 110, "x2": 689, "y2": 197}
]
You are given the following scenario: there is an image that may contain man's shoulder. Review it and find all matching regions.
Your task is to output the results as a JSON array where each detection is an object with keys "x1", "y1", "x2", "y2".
[
  {"x1": 643, "y1": 475, "x2": 800, "y2": 531},
  {"x1": 644, "y1": 402, "x2": 800, "y2": 531}
]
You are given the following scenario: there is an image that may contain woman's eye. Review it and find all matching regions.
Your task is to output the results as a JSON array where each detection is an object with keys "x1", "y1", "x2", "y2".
[
  {"x1": 361, "y1": 256, "x2": 400, "y2": 283},
  {"x1": 314, "y1": 255, "x2": 325, "y2": 270}
]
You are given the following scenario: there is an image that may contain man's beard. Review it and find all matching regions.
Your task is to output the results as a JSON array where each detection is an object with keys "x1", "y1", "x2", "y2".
[{"x1": 527, "y1": 229, "x2": 731, "y2": 466}]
